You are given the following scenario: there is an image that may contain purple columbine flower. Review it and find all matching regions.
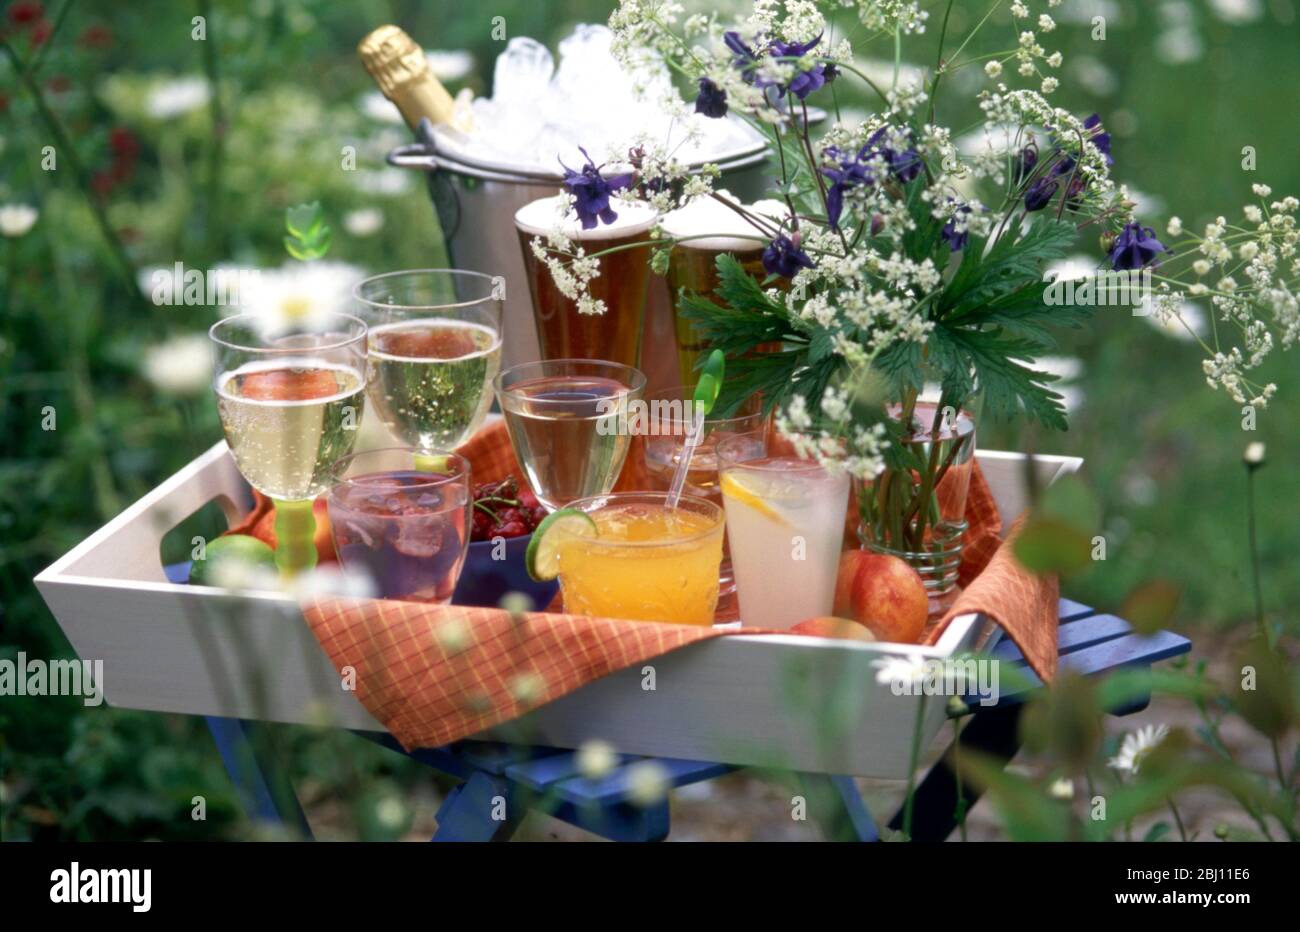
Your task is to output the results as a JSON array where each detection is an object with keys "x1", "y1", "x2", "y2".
[
  {"x1": 820, "y1": 129, "x2": 923, "y2": 230},
  {"x1": 941, "y1": 204, "x2": 973, "y2": 252},
  {"x1": 787, "y1": 63, "x2": 830, "y2": 99},
  {"x1": 866, "y1": 127, "x2": 923, "y2": 182},
  {"x1": 1109, "y1": 222, "x2": 1170, "y2": 271},
  {"x1": 723, "y1": 30, "x2": 831, "y2": 100},
  {"x1": 761, "y1": 234, "x2": 815, "y2": 279},
  {"x1": 1012, "y1": 143, "x2": 1039, "y2": 183},
  {"x1": 694, "y1": 77, "x2": 728, "y2": 118},
  {"x1": 1083, "y1": 113, "x2": 1113, "y2": 167},
  {"x1": 1024, "y1": 176, "x2": 1058, "y2": 212},
  {"x1": 769, "y1": 33, "x2": 823, "y2": 59},
  {"x1": 770, "y1": 33, "x2": 830, "y2": 100},
  {"x1": 560, "y1": 147, "x2": 634, "y2": 230},
  {"x1": 724, "y1": 31, "x2": 767, "y2": 86},
  {"x1": 821, "y1": 146, "x2": 877, "y2": 230}
]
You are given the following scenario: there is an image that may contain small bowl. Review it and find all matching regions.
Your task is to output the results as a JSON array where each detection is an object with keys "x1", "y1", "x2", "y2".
[{"x1": 451, "y1": 532, "x2": 558, "y2": 611}]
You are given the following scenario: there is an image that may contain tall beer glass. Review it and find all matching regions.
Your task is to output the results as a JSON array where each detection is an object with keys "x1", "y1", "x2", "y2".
[
  {"x1": 660, "y1": 195, "x2": 786, "y2": 388},
  {"x1": 515, "y1": 195, "x2": 657, "y2": 370}
]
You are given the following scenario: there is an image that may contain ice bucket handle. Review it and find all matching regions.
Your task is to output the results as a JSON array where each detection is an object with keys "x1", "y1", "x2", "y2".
[{"x1": 387, "y1": 142, "x2": 441, "y2": 171}]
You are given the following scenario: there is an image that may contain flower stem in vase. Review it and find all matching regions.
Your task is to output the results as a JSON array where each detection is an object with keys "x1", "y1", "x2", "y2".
[
  {"x1": 273, "y1": 498, "x2": 317, "y2": 579},
  {"x1": 859, "y1": 398, "x2": 977, "y2": 617}
]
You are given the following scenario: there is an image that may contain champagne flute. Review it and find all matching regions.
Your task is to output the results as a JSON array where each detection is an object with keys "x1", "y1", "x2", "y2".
[
  {"x1": 209, "y1": 312, "x2": 368, "y2": 578},
  {"x1": 353, "y1": 269, "x2": 503, "y2": 468}
]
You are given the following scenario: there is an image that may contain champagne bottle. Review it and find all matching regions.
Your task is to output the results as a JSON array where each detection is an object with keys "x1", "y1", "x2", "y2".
[{"x1": 358, "y1": 25, "x2": 460, "y2": 130}]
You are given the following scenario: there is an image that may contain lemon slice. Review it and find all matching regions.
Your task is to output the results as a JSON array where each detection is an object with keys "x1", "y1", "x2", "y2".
[
  {"x1": 525, "y1": 508, "x2": 598, "y2": 581},
  {"x1": 721, "y1": 472, "x2": 788, "y2": 525}
]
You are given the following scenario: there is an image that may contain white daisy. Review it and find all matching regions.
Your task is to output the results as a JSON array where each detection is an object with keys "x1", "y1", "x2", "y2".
[
  {"x1": 426, "y1": 50, "x2": 475, "y2": 82},
  {"x1": 238, "y1": 261, "x2": 365, "y2": 336},
  {"x1": 0, "y1": 204, "x2": 38, "y2": 238},
  {"x1": 1049, "y1": 777, "x2": 1074, "y2": 800},
  {"x1": 359, "y1": 91, "x2": 404, "y2": 125},
  {"x1": 142, "y1": 333, "x2": 212, "y2": 395},
  {"x1": 146, "y1": 76, "x2": 210, "y2": 120},
  {"x1": 625, "y1": 760, "x2": 670, "y2": 806},
  {"x1": 576, "y1": 740, "x2": 618, "y2": 779},
  {"x1": 1108, "y1": 723, "x2": 1169, "y2": 775},
  {"x1": 343, "y1": 207, "x2": 385, "y2": 237}
]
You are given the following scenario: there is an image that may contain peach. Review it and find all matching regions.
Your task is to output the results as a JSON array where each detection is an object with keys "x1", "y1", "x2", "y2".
[
  {"x1": 791, "y1": 616, "x2": 877, "y2": 642},
  {"x1": 833, "y1": 550, "x2": 928, "y2": 644}
]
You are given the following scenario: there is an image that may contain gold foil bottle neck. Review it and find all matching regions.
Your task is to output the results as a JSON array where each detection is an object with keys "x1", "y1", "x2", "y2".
[{"x1": 358, "y1": 24, "x2": 457, "y2": 129}]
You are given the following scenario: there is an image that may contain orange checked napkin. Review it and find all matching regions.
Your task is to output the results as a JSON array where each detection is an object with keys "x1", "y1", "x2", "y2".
[{"x1": 232, "y1": 420, "x2": 1058, "y2": 750}]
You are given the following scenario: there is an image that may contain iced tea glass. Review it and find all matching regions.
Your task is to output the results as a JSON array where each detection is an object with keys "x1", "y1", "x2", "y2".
[{"x1": 327, "y1": 448, "x2": 471, "y2": 603}]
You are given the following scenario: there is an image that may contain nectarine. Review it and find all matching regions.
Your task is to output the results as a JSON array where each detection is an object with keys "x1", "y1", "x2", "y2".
[
  {"x1": 790, "y1": 616, "x2": 878, "y2": 642},
  {"x1": 833, "y1": 550, "x2": 928, "y2": 644}
]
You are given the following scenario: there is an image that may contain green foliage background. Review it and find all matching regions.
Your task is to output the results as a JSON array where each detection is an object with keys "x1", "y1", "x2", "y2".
[{"x1": 2, "y1": 0, "x2": 1297, "y2": 840}]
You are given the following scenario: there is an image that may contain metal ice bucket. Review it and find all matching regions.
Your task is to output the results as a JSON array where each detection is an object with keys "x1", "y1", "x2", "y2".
[{"x1": 386, "y1": 127, "x2": 772, "y2": 394}]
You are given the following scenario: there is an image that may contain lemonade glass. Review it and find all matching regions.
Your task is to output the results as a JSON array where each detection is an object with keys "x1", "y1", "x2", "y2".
[
  {"x1": 718, "y1": 434, "x2": 850, "y2": 629},
  {"x1": 553, "y1": 492, "x2": 725, "y2": 625}
]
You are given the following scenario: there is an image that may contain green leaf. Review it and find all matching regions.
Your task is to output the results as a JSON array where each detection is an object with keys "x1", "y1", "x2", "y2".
[
  {"x1": 1118, "y1": 579, "x2": 1181, "y2": 635},
  {"x1": 693, "y1": 350, "x2": 725, "y2": 415},
  {"x1": 1038, "y1": 474, "x2": 1101, "y2": 535},
  {"x1": 283, "y1": 228, "x2": 332, "y2": 261},
  {"x1": 957, "y1": 750, "x2": 1078, "y2": 841},
  {"x1": 940, "y1": 218, "x2": 1077, "y2": 317},
  {"x1": 284, "y1": 201, "x2": 322, "y2": 237},
  {"x1": 1013, "y1": 516, "x2": 1092, "y2": 574},
  {"x1": 1232, "y1": 637, "x2": 1295, "y2": 739},
  {"x1": 929, "y1": 325, "x2": 1069, "y2": 430},
  {"x1": 285, "y1": 201, "x2": 324, "y2": 240},
  {"x1": 713, "y1": 253, "x2": 781, "y2": 315},
  {"x1": 284, "y1": 202, "x2": 332, "y2": 260}
]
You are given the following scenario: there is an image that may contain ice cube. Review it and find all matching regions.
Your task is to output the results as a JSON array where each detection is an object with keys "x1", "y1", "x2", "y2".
[
  {"x1": 392, "y1": 513, "x2": 448, "y2": 560},
  {"x1": 337, "y1": 510, "x2": 385, "y2": 549},
  {"x1": 493, "y1": 36, "x2": 554, "y2": 104}
]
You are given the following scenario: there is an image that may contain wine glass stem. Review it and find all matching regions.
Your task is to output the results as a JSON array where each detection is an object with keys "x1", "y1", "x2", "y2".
[{"x1": 273, "y1": 498, "x2": 317, "y2": 579}]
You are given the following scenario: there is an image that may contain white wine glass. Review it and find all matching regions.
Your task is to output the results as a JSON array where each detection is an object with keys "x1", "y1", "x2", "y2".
[
  {"x1": 353, "y1": 269, "x2": 503, "y2": 465},
  {"x1": 209, "y1": 312, "x2": 368, "y2": 578}
]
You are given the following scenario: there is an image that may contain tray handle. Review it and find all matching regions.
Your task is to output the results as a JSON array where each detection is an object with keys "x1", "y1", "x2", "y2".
[{"x1": 42, "y1": 443, "x2": 251, "y2": 585}]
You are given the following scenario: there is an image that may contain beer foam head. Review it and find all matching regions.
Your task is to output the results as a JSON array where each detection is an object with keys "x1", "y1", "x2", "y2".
[
  {"x1": 659, "y1": 192, "x2": 789, "y2": 252},
  {"x1": 515, "y1": 194, "x2": 658, "y2": 240}
]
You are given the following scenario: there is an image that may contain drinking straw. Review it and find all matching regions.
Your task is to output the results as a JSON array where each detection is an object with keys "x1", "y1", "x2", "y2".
[
  {"x1": 273, "y1": 498, "x2": 318, "y2": 578},
  {"x1": 666, "y1": 351, "x2": 725, "y2": 510}
]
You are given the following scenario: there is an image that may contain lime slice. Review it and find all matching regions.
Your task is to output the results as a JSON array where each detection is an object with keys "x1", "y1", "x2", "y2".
[
  {"x1": 525, "y1": 508, "x2": 598, "y2": 582},
  {"x1": 414, "y1": 452, "x2": 452, "y2": 474},
  {"x1": 720, "y1": 472, "x2": 789, "y2": 526}
]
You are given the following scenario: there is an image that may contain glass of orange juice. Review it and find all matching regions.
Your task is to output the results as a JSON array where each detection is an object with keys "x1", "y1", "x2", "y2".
[{"x1": 549, "y1": 492, "x2": 725, "y2": 625}]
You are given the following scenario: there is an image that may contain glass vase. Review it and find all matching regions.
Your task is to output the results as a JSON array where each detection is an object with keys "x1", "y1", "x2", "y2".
[{"x1": 856, "y1": 399, "x2": 978, "y2": 617}]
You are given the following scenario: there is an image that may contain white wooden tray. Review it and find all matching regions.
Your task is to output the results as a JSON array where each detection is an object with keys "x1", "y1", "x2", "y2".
[{"x1": 35, "y1": 439, "x2": 1080, "y2": 778}]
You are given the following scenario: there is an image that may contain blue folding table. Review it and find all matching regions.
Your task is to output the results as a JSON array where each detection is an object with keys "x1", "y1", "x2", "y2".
[{"x1": 203, "y1": 597, "x2": 1190, "y2": 841}]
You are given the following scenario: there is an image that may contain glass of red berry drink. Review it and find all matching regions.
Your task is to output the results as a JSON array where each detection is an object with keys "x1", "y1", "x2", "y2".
[{"x1": 327, "y1": 448, "x2": 471, "y2": 603}]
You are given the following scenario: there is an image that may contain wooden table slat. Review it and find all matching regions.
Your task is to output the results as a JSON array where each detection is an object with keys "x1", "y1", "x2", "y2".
[
  {"x1": 551, "y1": 757, "x2": 736, "y2": 805},
  {"x1": 993, "y1": 612, "x2": 1134, "y2": 663},
  {"x1": 504, "y1": 751, "x2": 640, "y2": 793},
  {"x1": 1058, "y1": 598, "x2": 1098, "y2": 623},
  {"x1": 995, "y1": 630, "x2": 1191, "y2": 702}
]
